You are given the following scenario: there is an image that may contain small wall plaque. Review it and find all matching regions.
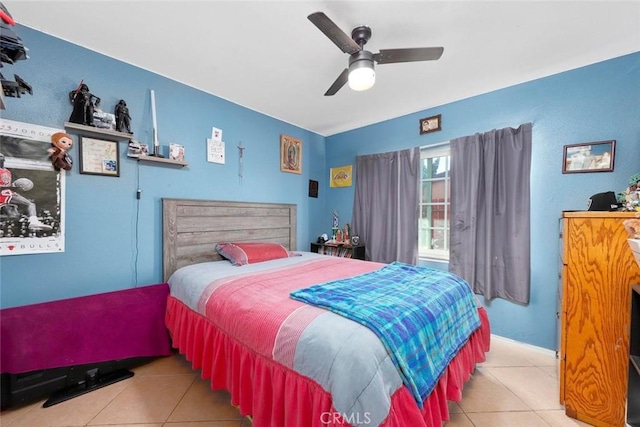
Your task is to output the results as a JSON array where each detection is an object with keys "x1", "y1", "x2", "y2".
[{"x1": 420, "y1": 114, "x2": 442, "y2": 134}]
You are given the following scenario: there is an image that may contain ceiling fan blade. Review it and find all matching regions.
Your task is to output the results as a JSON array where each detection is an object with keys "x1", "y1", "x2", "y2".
[
  {"x1": 374, "y1": 47, "x2": 444, "y2": 64},
  {"x1": 308, "y1": 12, "x2": 360, "y2": 55},
  {"x1": 324, "y1": 68, "x2": 349, "y2": 96}
]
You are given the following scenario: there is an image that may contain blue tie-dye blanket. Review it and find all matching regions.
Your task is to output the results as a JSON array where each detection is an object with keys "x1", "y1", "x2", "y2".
[{"x1": 290, "y1": 261, "x2": 480, "y2": 407}]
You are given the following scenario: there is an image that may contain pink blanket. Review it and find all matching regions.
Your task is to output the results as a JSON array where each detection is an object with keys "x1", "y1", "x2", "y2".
[{"x1": 198, "y1": 257, "x2": 383, "y2": 357}]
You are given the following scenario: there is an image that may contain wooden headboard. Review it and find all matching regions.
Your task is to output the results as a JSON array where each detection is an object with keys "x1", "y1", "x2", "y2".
[{"x1": 162, "y1": 198, "x2": 297, "y2": 281}]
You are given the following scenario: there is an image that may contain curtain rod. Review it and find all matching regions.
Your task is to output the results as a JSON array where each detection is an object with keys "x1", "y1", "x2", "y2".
[{"x1": 419, "y1": 140, "x2": 450, "y2": 150}]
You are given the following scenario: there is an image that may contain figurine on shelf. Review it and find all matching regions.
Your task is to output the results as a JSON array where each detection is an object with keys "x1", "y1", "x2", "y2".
[
  {"x1": 343, "y1": 223, "x2": 350, "y2": 241},
  {"x1": 68, "y1": 81, "x2": 100, "y2": 126},
  {"x1": 114, "y1": 99, "x2": 132, "y2": 134},
  {"x1": 48, "y1": 132, "x2": 73, "y2": 171}
]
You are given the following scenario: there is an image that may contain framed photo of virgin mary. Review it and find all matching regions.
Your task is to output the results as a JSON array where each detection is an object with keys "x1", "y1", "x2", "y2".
[{"x1": 280, "y1": 134, "x2": 302, "y2": 174}]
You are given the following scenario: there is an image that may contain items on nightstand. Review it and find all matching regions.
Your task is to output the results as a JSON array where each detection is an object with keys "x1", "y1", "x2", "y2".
[
  {"x1": 310, "y1": 241, "x2": 365, "y2": 260},
  {"x1": 331, "y1": 210, "x2": 339, "y2": 240}
]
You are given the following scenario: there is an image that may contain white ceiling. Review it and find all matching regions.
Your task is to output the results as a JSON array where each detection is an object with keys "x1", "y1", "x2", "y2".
[{"x1": 5, "y1": 1, "x2": 640, "y2": 136}]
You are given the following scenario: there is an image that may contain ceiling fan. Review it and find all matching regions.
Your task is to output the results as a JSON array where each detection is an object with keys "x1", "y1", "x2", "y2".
[{"x1": 308, "y1": 12, "x2": 444, "y2": 96}]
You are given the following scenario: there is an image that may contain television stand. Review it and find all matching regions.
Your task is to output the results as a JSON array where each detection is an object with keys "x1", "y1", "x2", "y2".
[{"x1": 43, "y1": 368, "x2": 134, "y2": 408}]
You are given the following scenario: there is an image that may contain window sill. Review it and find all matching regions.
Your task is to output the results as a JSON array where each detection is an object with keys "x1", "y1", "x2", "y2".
[{"x1": 418, "y1": 255, "x2": 450, "y2": 263}]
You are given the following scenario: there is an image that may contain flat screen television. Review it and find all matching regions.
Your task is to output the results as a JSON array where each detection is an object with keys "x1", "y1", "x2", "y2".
[{"x1": 1, "y1": 356, "x2": 155, "y2": 409}]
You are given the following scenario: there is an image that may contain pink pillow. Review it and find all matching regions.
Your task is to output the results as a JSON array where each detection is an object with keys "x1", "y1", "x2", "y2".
[{"x1": 216, "y1": 242, "x2": 293, "y2": 266}]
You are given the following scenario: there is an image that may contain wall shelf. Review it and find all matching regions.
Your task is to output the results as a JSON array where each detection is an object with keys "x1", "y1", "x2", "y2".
[
  {"x1": 64, "y1": 122, "x2": 133, "y2": 142},
  {"x1": 137, "y1": 155, "x2": 188, "y2": 167}
]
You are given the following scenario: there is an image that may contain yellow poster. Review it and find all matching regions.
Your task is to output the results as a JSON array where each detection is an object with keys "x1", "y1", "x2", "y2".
[{"x1": 330, "y1": 165, "x2": 352, "y2": 188}]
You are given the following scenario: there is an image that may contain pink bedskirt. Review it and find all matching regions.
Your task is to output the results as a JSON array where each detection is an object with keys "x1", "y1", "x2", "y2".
[{"x1": 166, "y1": 296, "x2": 490, "y2": 427}]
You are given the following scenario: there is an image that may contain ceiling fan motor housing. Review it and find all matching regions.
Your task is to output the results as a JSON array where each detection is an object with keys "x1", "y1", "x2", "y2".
[
  {"x1": 349, "y1": 50, "x2": 374, "y2": 69},
  {"x1": 351, "y1": 25, "x2": 372, "y2": 46}
]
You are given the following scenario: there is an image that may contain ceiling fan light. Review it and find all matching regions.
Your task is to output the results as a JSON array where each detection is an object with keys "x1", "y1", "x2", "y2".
[{"x1": 348, "y1": 66, "x2": 375, "y2": 91}]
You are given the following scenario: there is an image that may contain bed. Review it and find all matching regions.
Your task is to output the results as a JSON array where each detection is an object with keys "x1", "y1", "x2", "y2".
[{"x1": 162, "y1": 198, "x2": 490, "y2": 427}]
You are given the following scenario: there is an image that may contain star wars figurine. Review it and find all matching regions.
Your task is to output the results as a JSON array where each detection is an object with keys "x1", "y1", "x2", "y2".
[
  {"x1": 115, "y1": 99, "x2": 132, "y2": 134},
  {"x1": 68, "y1": 81, "x2": 100, "y2": 126}
]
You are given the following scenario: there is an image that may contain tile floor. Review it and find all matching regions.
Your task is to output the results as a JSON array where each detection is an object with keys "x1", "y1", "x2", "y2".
[{"x1": 0, "y1": 336, "x2": 592, "y2": 427}]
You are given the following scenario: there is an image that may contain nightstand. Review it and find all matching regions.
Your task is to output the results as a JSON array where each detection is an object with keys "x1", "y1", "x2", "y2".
[{"x1": 310, "y1": 242, "x2": 365, "y2": 260}]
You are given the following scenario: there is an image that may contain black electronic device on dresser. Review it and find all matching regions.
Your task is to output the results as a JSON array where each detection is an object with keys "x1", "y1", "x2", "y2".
[
  {"x1": 629, "y1": 285, "x2": 640, "y2": 426},
  {"x1": 310, "y1": 242, "x2": 365, "y2": 260}
]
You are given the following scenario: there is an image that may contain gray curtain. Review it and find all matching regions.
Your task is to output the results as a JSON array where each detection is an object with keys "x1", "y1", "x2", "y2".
[
  {"x1": 352, "y1": 147, "x2": 420, "y2": 264},
  {"x1": 449, "y1": 123, "x2": 532, "y2": 304}
]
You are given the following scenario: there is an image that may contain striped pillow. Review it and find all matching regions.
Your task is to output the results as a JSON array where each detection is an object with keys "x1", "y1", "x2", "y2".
[{"x1": 215, "y1": 242, "x2": 292, "y2": 266}]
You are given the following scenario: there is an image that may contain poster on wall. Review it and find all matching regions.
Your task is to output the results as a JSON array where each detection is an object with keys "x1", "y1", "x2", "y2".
[
  {"x1": 0, "y1": 119, "x2": 65, "y2": 256},
  {"x1": 330, "y1": 165, "x2": 353, "y2": 188}
]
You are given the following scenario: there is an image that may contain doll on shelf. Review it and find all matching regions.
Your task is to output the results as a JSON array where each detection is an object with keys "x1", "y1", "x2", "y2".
[{"x1": 48, "y1": 132, "x2": 73, "y2": 171}]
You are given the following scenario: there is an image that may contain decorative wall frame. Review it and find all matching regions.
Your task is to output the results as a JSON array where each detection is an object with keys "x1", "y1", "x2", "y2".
[
  {"x1": 330, "y1": 165, "x2": 353, "y2": 188},
  {"x1": 79, "y1": 137, "x2": 120, "y2": 177},
  {"x1": 308, "y1": 179, "x2": 319, "y2": 198},
  {"x1": 562, "y1": 140, "x2": 615, "y2": 173},
  {"x1": 420, "y1": 114, "x2": 442, "y2": 134},
  {"x1": 280, "y1": 134, "x2": 302, "y2": 174}
]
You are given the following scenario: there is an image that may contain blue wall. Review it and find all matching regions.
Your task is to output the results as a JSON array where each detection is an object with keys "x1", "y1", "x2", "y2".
[
  {"x1": 324, "y1": 52, "x2": 640, "y2": 350},
  {"x1": 0, "y1": 27, "x2": 327, "y2": 308},
  {"x1": 2, "y1": 26, "x2": 639, "y2": 351}
]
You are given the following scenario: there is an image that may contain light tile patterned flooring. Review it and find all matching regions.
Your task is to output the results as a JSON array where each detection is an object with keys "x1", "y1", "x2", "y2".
[{"x1": 0, "y1": 336, "x2": 592, "y2": 427}]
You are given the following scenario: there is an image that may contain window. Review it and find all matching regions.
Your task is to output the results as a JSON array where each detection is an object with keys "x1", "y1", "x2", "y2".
[{"x1": 419, "y1": 144, "x2": 450, "y2": 260}]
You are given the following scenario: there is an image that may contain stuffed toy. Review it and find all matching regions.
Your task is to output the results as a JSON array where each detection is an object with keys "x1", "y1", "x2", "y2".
[{"x1": 48, "y1": 132, "x2": 73, "y2": 171}]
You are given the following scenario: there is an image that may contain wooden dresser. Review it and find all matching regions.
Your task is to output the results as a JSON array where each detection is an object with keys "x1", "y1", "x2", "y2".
[{"x1": 560, "y1": 212, "x2": 640, "y2": 427}]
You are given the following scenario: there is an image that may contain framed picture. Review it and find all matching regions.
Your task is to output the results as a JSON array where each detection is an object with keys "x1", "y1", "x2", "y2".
[
  {"x1": 562, "y1": 140, "x2": 615, "y2": 174},
  {"x1": 79, "y1": 137, "x2": 120, "y2": 177},
  {"x1": 169, "y1": 143, "x2": 185, "y2": 161},
  {"x1": 280, "y1": 134, "x2": 302, "y2": 174},
  {"x1": 420, "y1": 114, "x2": 442, "y2": 134},
  {"x1": 126, "y1": 140, "x2": 148, "y2": 158},
  {"x1": 308, "y1": 179, "x2": 319, "y2": 198},
  {"x1": 330, "y1": 165, "x2": 353, "y2": 188}
]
